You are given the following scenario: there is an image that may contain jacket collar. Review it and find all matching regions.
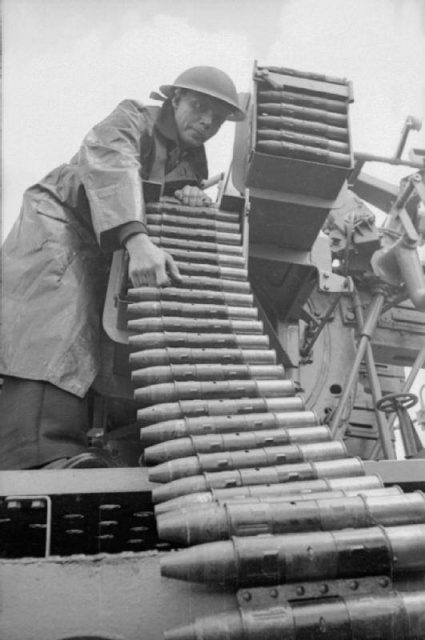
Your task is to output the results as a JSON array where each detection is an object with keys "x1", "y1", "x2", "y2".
[{"x1": 154, "y1": 100, "x2": 181, "y2": 146}]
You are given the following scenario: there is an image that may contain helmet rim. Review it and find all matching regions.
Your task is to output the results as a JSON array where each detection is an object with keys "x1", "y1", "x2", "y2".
[{"x1": 159, "y1": 66, "x2": 246, "y2": 122}]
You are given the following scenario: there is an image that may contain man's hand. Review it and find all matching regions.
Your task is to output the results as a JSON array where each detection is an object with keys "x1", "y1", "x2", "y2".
[
  {"x1": 174, "y1": 185, "x2": 212, "y2": 207},
  {"x1": 124, "y1": 233, "x2": 181, "y2": 287}
]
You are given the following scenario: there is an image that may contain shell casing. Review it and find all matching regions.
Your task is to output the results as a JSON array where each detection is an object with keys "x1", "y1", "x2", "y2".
[
  {"x1": 126, "y1": 287, "x2": 253, "y2": 308},
  {"x1": 134, "y1": 378, "x2": 295, "y2": 407},
  {"x1": 256, "y1": 141, "x2": 351, "y2": 167},
  {"x1": 132, "y1": 363, "x2": 285, "y2": 388},
  {"x1": 152, "y1": 235, "x2": 243, "y2": 256},
  {"x1": 137, "y1": 396, "x2": 305, "y2": 426},
  {"x1": 154, "y1": 474, "x2": 385, "y2": 515},
  {"x1": 257, "y1": 128, "x2": 350, "y2": 153},
  {"x1": 148, "y1": 441, "x2": 347, "y2": 483},
  {"x1": 143, "y1": 426, "x2": 332, "y2": 464},
  {"x1": 127, "y1": 276, "x2": 251, "y2": 295},
  {"x1": 139, "y1": 410, "x2": 317, "y2": 444},
  {"x1": 130, "y1": 348, "x2": 275, "y2": 370},
  {"x1": 126, "y1": 301, "x2": 258, "y2": 321},
  {"x1": 258, "y1": 89, "x2": 347, "y2": 113},
  {"x1": 145, "y1": 201, "x2": 240, "y2": 224},
  {"x1": 157, "y1": 491, "x2": 425, "y2": 545},
  {"x1": 257, "y1": 115, "x2": 348, "y2": 141},
  {"x1": 163, "y1": 591, "x2": 425, "y2": 640},
  {"x1": 128, "y1": 331, "x2": 267, "y2": 352},
  {"x1": 146, "y1": 213, "x2": 240, "y2": 234},
  {"x1": 160, "y1": 524, "x2": 416, "y2": 585},
  {"x1": 127, "y1": 318, "x2": 263, "y2": 336},
  {"x1": 175, "y1": 262, "x2": 248, "y2": 281},
  {"x1": 151, "y1": 457, "x2": 365, "y2": 503},
  {"x1": 258, "y1": 102, "x2": 347, "y2": 127},
  {"x1": 161, "y1": 248, "x2": 246, "y2": 268},
  {"x1": 149, "y1": 224, "x2": 241, "y2": 247}
]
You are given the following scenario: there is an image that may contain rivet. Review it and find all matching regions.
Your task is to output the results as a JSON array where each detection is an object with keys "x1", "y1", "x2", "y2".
[
  {"x1": 270, "y1": 588, "x2": 278, "y2": 598},
  {"x1": 296, "y1": 586, "x2": 305, "y2": 596},
  {"x1": 242, "y1": 591, "x2": 252, "y2": 602}
]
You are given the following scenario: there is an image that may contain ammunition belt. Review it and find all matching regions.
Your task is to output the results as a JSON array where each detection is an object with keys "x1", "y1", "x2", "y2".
[{"x1": 127, "y1": 200, "x2": 425, "y2": 639}]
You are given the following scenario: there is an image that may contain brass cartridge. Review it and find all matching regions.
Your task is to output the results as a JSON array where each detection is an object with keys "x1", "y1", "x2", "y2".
[
  {"x1": 139, "y1": 410, "x2": 317, "y2": 444},
  {"x1": 257, "y1": 115, "x2": 348, "y2": 140},
  {"x1": 157, "y1": 490, "x2": 425, "y2": 545},
  {"x1": 160, "y1": 524, "x2": 425, "y2": 586},
  {"x1": 256, "y1": 141, "x2": 351, "y2": 166},
  {"x1": 154, "y1": 475, "x2": 385, "y2": 515},
  {"x1": 258, "y1": 102, "x2": 348, "y2": 127},
  {"x1": 130, "y1": 347, "x2": 274, "y2": 369},
  {"x1": 151, "y1": 457, "x2": 365, "y2": 503},
  {"x1": 127, "y1": 317, "x2": 263, "y2": 336},
  {"x1": 132, "y1": 363, "x2": 285, "y2": 388},
  {"x1": 137, "y1": 395, "x2": 304, "y2": 426},
  {"x1": 126, "y1": 287, "x2": 253, "y2": 307},
  {"x1": 258, "y1": 89, "x2": 347, "y2": 113},
  {"x1": 126, "y1": 301, "x2": 258, "y2": 320},
  {"x1": 134, "y1": 378, "x2": 295, "y2": 406},
  {"x1": 148, "y1": 441, "x2": 347, "y2": 483},
  {"x1": 143, "y1": 425, "x2": 331, "y2": 463}
]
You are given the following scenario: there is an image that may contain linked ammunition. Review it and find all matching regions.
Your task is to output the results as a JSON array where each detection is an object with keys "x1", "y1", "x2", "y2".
[
  {"x1": 128, "y1": 318, "x2": 262, "y2": 335},
  {"x1": 148, "y1": 441, "x2": 347, "y2": 483},
  {"x1": 160, "y1": 524, "x2": 425, "y2": 585},
  {"x1": 146, "y1": 213, "x2": 239, "y2": 233},
  {"x1": 153, "y1": 474, "x2": 386, "y2": 514},
  {"x1": 257, "y1": 115, "x2": 348, "y2": 140},
  {"x1": 143, "y1": 425, "x2": 331, "y2": 463},
  {"x1": 137, "y1": 395, "x2": 304, "y2": 426},
  {"x1": 132, "y1": 363, "x2": 285, "y2": 388},
  {"x1": 126, "y1": 287, "x2": 253, "y2": 308},
  {"x1": 175, "y1": 262, "x2": 248, "y2": 280},
  {"x1": 258, "y1": 89, "x2": 347, "y2": 113},
  {"x1": 146, "y1": 213, "x2": 240, "y2": 233},
  {"x1": 152, "y1": 235, "x2": 243, "y2": 255},
  {"x1": 257, "y1": 128, "x2": 349, "y2": 153},
  {"x1": 145, "y1": 201, "x2": 240, "y2": 224},
  {"x1": 157, "y1": 490, "x2": 425, "y2": 545},
  {"x1": 130, "y1": 348, "x2": 274, "y2": 369},
  {"x1": 256, "y1": 141, "x2": 351, "y2": 167},
  {"x1": 126, "y1": 301, "x2": 258, "y2": 321},
  {"x1": 149, "y1": 224, "x2": 241, "y2": 246},
  {"x1": 128, "y1": 275, "x2": 251, "y2": 295},
  {"x1": 128, "y1": 332, "x2": 268, "y2": 352},
  {"x1": 257, "y1": 102, "x2": 347, "y2": 127},
  {"x1": 163, "y1": 591, "x2": 425, "y2": 640},
  {"x1": 135, "y1": 379, "x2": 296, "y2": 406},
  {"x1": 139, "y1": 410, "x2": 317, "y2": 444},
  {"x1": 151, "y1": 457, "x2": 365, "y2": 503},
  {"x1": 257, "y1": 65, "x2": 348, "y2": 85},
  {"x1": 160, "y1": 248, "x2": 246, "y2": 268}
]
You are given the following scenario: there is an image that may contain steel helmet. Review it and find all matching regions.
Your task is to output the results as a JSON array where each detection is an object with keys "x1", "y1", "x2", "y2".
[{"x1": 159, "y1": 66, "x2": 246, "y2": 122}]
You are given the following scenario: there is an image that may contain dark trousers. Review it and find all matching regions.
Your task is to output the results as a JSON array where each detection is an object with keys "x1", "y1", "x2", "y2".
[{"x1": 0, "y1": 377, "x2": 89, "y2": 469}]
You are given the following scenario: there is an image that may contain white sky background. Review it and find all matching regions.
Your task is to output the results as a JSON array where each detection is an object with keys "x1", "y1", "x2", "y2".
[{"x1": 2, "y1": 0, "x2": 425, "y2": 407}]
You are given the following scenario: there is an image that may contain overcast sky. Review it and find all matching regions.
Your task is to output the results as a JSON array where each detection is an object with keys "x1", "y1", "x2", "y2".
[
  {"x1": 2, "y1": 0, "x2": 425, "y2": 238},
  {"x1": 2, "y1": 0, "x2": 425, "y2": 406}
]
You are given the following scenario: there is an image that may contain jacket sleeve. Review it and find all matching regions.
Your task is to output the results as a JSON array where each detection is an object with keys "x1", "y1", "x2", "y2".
[{"x1": 77, "y1": 99, "x2": 153, "y2": 251}]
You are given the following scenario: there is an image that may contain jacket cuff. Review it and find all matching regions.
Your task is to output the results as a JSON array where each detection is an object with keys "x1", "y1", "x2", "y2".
[{"x1": 100, "y1": 221, "x2": 149, "y2": 252}]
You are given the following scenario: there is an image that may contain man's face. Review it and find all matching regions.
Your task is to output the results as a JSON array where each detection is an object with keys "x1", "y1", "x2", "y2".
[{"x1": 172, "y1": 90, "x2": 230, "y2": 148}]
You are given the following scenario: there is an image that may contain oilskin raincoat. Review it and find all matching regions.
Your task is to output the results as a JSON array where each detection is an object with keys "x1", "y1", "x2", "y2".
[{"x1": 0, "y1": 99, "x2": 208, "y2": 397}]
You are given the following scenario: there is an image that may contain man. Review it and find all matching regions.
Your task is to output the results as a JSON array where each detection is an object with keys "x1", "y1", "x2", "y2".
[{"x1": 0, "y1": 66, "x2": 245, "y2": 470}]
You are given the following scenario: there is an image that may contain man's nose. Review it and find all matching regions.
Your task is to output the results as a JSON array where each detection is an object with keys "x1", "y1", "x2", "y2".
[{"x1": 199, "y1": 108, "x2": 214, "y2": 128}]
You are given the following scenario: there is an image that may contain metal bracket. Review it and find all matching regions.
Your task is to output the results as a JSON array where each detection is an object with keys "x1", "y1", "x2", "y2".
[
  {"x1": 237, "y1": 575, "x2": 393, "y2": 609},
  {"x1": 317, "y1": 270, "x2": 350, "y2": 293}
]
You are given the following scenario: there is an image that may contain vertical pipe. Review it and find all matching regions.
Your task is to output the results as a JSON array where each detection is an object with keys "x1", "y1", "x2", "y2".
[
  {"x1": 351, "y1": 291, "x2": 395, "y2": 459},
  {"x1": 330, "y1": 292, "x2": 386, "y2": 438}
]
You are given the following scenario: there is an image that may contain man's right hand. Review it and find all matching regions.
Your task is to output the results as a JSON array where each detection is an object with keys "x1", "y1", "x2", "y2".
[{"x1": 124, "y1": 233, "x2": 181, "y2": 287}]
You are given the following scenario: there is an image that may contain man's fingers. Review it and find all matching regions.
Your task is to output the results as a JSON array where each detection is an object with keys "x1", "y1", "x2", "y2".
[{"x1": 166, "y1": 254, "x2": 182, "y2": 284}]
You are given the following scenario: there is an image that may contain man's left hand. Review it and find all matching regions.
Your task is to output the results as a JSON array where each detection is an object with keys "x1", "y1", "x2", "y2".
[{"x1": 174, "y1": 185, "x2": 212, "y2": 207}]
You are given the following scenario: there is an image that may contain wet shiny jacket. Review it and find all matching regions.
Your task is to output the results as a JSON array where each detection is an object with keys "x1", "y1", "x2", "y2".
[{"x1": 0, "y1": 100, "x2": 208, "y2": 397}]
